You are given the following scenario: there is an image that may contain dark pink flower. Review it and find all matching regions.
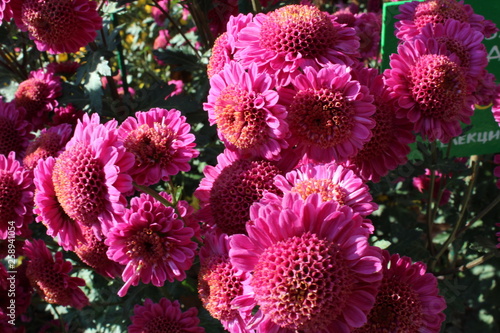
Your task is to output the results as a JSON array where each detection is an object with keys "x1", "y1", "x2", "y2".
[
  {"x1": 235, "y1": 4, "x2": 360, "y2": 85},
  {"x1": 1, "y1": 0, "x2": 12, "y2": 22},
  {"x1": 198, "y1": 230, "x2": 251, "y2": 332},
  {"x1": 118, "y1": 108, "x2": 199, "y2": 186},
  {"x1": 194, "y1": 149, "x2": 283, "y2": 235},
  {"x1": 50, "y1": 103, "x2": 85, "y2": 127},
  {"x1": 23, "y1": 239, "x2": 89, "y2": 309},
  {"x1": 46, "y1": 61, "x2": 80, "y2": 78},
  {"x1": 280, "y1": 64, "x2": 375, "y2": 163},
  {"x1": 492, "y1": 84, "x2": 500, "y2": 126},
  {"x1": 274, "y1": 162, "x2": 377, "y2": 217},
  {"x1": 207, "y1": 0, "x2": 239, "y2": 39},
  {"x1": 0, "y1": 152, "x2": 33, "y2": 239},
  {"x1": 105, "y1": 192, "x2": 197, "y2": 297},
  {"x1": 346, "y1": 67, "x2": 415, "y2": 182},
  {"x1": 11, "y1": 0, "x2": 103, "y2": 54},
  {"x1": 354, "y1": 250, "x2": 446, "y2": 332},
  {"x1": 128, "y1": 298, "x2": 205, "y2": 333},
  {"x1": 412, "y1": 168, "x2": 451, "y2": 206},
  {"x1": 385, "y1": 38, "x2": 475, "y2": 143},
  {"x1": 0, "y1": 99, "x2": 34, "y2": 160},
  {"x1": 23, "y1": 123, "x2": 72, "y2": 171},
  {"x1": 230, "y1": 192, "x2": 383, "y2": 332},
  {"x1": 395, "y1": 0, "x2": 498, "y2": 42},
  {"x1": 354, "y1": 11, "x2": 382, "y2": 61},
  {"x1": 204, "y1": 61, "x2": 289, "y2": 161},
  {"x1": 14, "y1": 69, "x2": 61, "y2": 130}
]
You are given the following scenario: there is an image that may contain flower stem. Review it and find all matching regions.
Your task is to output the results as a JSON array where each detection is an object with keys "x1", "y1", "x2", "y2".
[
  {"x1": 426, "y1": 141, "x2": 437, "y2": 256},
  {"x1": 436, "y1": 252, "x2": 496, "y2": 276},
  {"x1": 133, "y1": 182, "x2": 176, "y2": 209}
]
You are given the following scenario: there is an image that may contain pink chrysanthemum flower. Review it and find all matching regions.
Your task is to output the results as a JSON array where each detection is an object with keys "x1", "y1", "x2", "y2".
[
  {"x1": 235, "y1": 4, "x2": 359, "y2": 85},
  {"x1": 46, "y1": 61, "x2": 80, "y2": 78},
  {"x1": 10, "y1": 0, "x2": 103, "y2": 54},
  {"x1": 207, "y1": 0, "x2": 239, "y2": 39},
  {"x1": 418, "y1": 19, "x2": 488, "y2": 87},
  {"x1": 194, "y1": 149, "x2": 284, "y2": 235},
  {"x1": 354, "y1": 11, "x2": 382, "y2": 61},
  {"x1": 50, "y1": 103, "x2": 85, "y2": 127},
  {"x1": 385, "y1": 38, "x2": 475, "y2": 143},
  {"x1": 23, "y1": 239, "x2": 89, "y2": 309},
  {"x1": 492, "y1": 84, "x2": 500, "y2": 126},
  {"x1": 23, "y1": 123, "x2": 72, "y2": 171},
  {"x1": 274, "y1": 162, "x2": 377, "y2": 217},
  {"x1": 280, "y1": 64, "x2": 375, "y2": 163},
  {"x1": 204, "y1": 61, "x2": 289, "y2": 160},
  {"x1": 395, "y1": 0, "x2": 498, "y2": 42},
  {"x1": 128, "y1": 298, "x2": 205, "y2": 333},
  {"x1": 230, "y1": 192, "x2": 383, "y2": 332},
  {"x1": 14, "y1": 69, "x2": 61, "y2": 130},
  {"x1": 0, "y1": 152, "x2": 33, "y2": 239},
  {"x1": 49, "y1": 113, "x2": 134, "y2": 238},
  {"x1": 354, "y1": 250, "x2": 446, "y2": 332},
  {"x1": 74, "y1": 225, "x2": 123, "y2": 279},
  {"x1": 412, "y1": 168, "x2": 451, "y2": 206},
  {"x1": 118, "y1": 108, "x2": 199, "y2": 186},
  {"x1": 198, "y1": 230, "x2": 251, "y2": 332},
  {"x1": 0, "y1": 99, "x2": 34, "y2": 160},
  {"x1": 473, "y1": 71, "x2": 497, "y2": 107},
  {"x1": 346, "y1": 67, "x2": 415, "y2": 183},
  {"x1": 1, "y1": 0, "x2": 12, "y2": 23},
  {"x1": 105, "y1": 191, "x2": 197, "y2": 297}
]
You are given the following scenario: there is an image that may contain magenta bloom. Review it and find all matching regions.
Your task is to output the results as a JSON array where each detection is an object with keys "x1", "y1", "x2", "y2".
[
  {"x1": 105, "y1": 192, "x2": 197, "y2": 297},
  {"x1": 412, "y1": 169, "x2": 451, "y2": 206},
  {"x1": 354, "y1": 11, "x2": 382, "y2": 61},
  {"x1": 23, "y1": 239, "x2": 89, "y2": 309},
  {"x1": 385, "y1": 38, "x2": 475, "y2": 143},
  {"x1": 492, "y1": 84, "x2": 500, "y2": 126},
  {"x1": 119, "y1": 108, "x2": 199, "y2": 186},
  {"x1": 198, "y1": 230, "x2": 251, "y2": 332},
  {"x1": 128, "y1": 298, "x2": 205, "y2": 333},
  {"x1": 274, "y1": 162, "x2": 377, "y2": 217},
  {"x1": 346, "y1": 67, "x2": 415, "y2": 183},
  {"x1": 204, "y1": 61, "x2": 289, "y2": 161},
  {"x1": 1, "y1": 0, "x2": 12, "y2": 22},
  {"x1": 280, "y1": 64, "x2": 375, "y2": 163},
  {"x1": 0, "y1": 99, "x2": 34, "y2": 160},
  {"x1": 14, "y1": 69, "x2": 61, "y2": 130},
  {"x1": 230, "y1": 193, "x2": 383, "y2": 332},
  {"x1": 395, "y1": 0, "x2": 498, "y2": 42},
  {"x1": 11, "y1": 0, "x2": 103, "y2": 54},
  {"x1": 235, "y1": 4, "x2": 359, "y2": 85},
  {"x1": 207, "y1": 0, "x2": 239, "y2": 39},
  {"x1": 0, "y1": 152, "x2": 33, "y2": 239},
  {"x1": 23, "y1": 123, "x2": 72, "y2": 171},
  {"x1": 354, "y1": 250, "x2": 446, "y2": 332},
  {"x1": 194, "y1": 149, "x2": 284, "y2": 235},
  {"x1": 50, "y1": 103, "x2": 85, "y2": 127}
]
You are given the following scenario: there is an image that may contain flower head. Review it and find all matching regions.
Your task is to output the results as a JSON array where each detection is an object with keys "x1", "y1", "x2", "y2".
[
  {"x1": 346, "y1": 67, "x2": 415, "y2": 182},
  {"x1": 274, "y1": 162, "x2": 377, "y2": 217},
  {"x1": 23, "y1": 238, "x2": 89, "y2": 309},
  {"x1": 14, "y1": 69, "x2": 61, "y2": 130},
  {"x1": 119, "y1": 108, "x2": 199, "y2": 186},
  {"x1": 281, "y1": 64, "x2": 375, "y2": 163},
  {"x1": 50, "y1": 103, "x2": 85, "y2": 127},
  {"x1": 105, "y1": 192, "x2": 197, "y2": 297},
  {"x1": 235, "y1": 4, "x2": 359, "y2": 85},
  {"x1": 198, "y1": 230, "x2": 251, "y2": 332},
  {"x1": 0, "y1": 99, "x2": 34, "y2": 160},
  {"x1": 11, "y1": 0, "x2": 103, "y2": 54},
  {"x1": 354, "y1": 250, "x2": 446, "y2": 333},
  {"x1": 128, "y1": 298, "x2": 205, "y2": 333},
  {"x1": 230, "y1": 193, "x2": 383, "y2": 332},
  {"x1": 492, "y1": 84, "x2": 500, "y2": 126},
  {"x1": 385, "y1": 38, "x2": 475, "y2": 143},
  {"x1": 354, "y1": 11, "x2": 382, "y2": 61},
  {"x1": 23, "y1": 123, "x2": 72, "y2": 171},
  {"x1": 395, "y1": 0, "x2": 498, "y2": 42},
  {"x1": 412, "y1": 168, "x2": 451, "y2": 206},
  {"x1": 194, "y1": 149, "x2": 284, "y2": 235},
  {"x1": 0, "y1": 151, "x2": 33, "y2": 239},
  {"x1": 204, "y1": 61, "x2": 289, "y2": 160}
]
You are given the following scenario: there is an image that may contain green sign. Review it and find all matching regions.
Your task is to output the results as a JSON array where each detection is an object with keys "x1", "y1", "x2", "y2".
[{"x1": 381, "y1": 0, "x2": 500, "y2": 157}]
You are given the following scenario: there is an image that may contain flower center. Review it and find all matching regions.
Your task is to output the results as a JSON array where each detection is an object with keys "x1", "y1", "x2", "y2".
[
  {"x1": 436, "y1": 36, "x2": 471, "y2": 69},
  {"x1": 260, "y1": 5, "x2": 337, "y2": 58},
  {"x1": 0, "y1": 171, "x2": 22, "y2": 224},
  {"x1": 52, "y1": 142, "x2": 107, "y2": 224},
  {"x1": 124, "y1": 123, "x2": 175, "y2": 169},
  {"x1": 198, "y1": 256, "x2": 243, "y2": 322},
  {"x1": 15, "y1": 79, "x2": 50, "y2": 116},
  {"x1": 353, "y1": 107, "x2": 395, "y2": 160},
  {"x1": 214, "y1": 85, "x2": 267, "y2": 149},
  {"x1": 0, "y1": 117, "x2": 21, "y2": 157},
  {"x1": 291, "y1": 178, "x2": 346, "y2": 204},
  {"x1": 410, "y1": 54, "x2": 467, "y2": 120},
  {"x1": 251, "y1": 232, "x2": 354, "y2": 331},
  {"x1": 414, "y1": 0, "x2": 468, "y2": 30},
  {"x1": 24, "y1": 131, "x2": 64, "y2": 170},
  {"x1": 126, "y1": 227, "x2": 166, "y2": 265},
  {"x1": 288, "y1": 88, "x2": 354, "y2": 148},
  {"x1": 209, "y1": 159, "x2": 281, "y2": 235},
  {"x1": 354, "y1": 277, "x2": 423, "y2": 332},
  {"x1": 142, "y1": 316, "x2": 182, "y2": 333}
]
